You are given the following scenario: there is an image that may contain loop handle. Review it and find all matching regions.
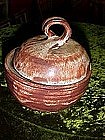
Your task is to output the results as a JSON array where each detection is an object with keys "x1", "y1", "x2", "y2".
[{"x1": 42, "y1": 17, "x2": 72, "y2": 46}]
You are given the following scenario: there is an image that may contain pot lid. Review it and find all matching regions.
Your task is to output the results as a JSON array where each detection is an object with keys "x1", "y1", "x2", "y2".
[{"x1": 13, "y1": 17, "x2": 90, "y2": 85}]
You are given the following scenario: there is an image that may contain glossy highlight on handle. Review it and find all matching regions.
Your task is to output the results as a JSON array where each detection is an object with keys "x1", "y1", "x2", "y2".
[{"x1": 42, "y1": 17, "x2": 72, "y2": 46}]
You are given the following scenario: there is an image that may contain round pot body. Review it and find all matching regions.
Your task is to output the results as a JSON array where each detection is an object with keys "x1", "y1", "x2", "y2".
[
  {"x1": 4, "y1": 17, "x2": 91, "y2": 112},
  {"x1": 5, "y1": 48, "x2": 91, "y2": 112}
]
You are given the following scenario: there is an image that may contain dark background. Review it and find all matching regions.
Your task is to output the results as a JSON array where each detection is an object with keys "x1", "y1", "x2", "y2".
[
  {"x1": 0, "y1": 0, "x2": 105, "y2": 27},
  {"x1": 0, "y1": 0, "x2": 105, "y2": 139}
]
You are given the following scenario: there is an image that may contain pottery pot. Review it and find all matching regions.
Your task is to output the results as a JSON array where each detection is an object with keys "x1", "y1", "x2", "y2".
[{"x1": 5, "y1": 17, "x2": 91, "y2": 112}]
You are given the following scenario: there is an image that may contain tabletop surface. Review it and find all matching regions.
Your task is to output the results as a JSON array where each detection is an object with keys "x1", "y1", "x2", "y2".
[{"x1": 0, "y1": 22, "x2": 105, "y2": 140}]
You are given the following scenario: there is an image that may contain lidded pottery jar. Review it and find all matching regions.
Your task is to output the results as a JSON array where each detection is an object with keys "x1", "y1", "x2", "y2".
[{"x1": 5, "y1": 17, "x2": 91, "y2": 112}]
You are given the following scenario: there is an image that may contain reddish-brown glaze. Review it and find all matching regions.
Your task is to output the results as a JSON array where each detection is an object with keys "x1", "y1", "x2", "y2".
[
  {"x1": 5, "y1": 48, "x2": 91, "y2": 112},
  {"x1": 4, "y1": 17, "x2": 91, "y2": 112},
  {"x1": 13, "y1": 36, "x2": 90, "y2": 85}
]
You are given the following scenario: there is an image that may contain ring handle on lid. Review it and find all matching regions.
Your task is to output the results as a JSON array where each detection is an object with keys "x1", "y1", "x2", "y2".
[{"x1": 42, "y1": 17, "x2": 72, "y2": 46}]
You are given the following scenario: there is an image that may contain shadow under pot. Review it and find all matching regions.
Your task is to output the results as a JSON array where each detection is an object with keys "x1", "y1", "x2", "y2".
[{"x1": 5, "y1": 17, "x2": 91, "y2": 112}]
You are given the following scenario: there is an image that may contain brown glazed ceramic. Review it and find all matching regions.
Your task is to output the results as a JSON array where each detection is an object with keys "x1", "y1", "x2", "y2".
[{"x1": 5, "y1": 17, "x2": 91, "y2": 112}]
